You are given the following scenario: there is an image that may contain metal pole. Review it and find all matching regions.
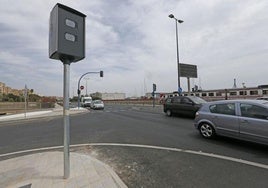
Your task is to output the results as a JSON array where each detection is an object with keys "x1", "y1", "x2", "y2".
[
  {"x1": 175, "y1": 19, "x2": 181, "y2": 94},
  {"x1": 86, "y1": 79, "x2": 88, "y2": 96},
  {"x1": 24, "y1": 85, "x2": 28, "y2": 118},
  {"x1": 24, "y1": 95, "x2": 27, "y2": 118},
  {"x1": 77, "y1": 76, "x2": 83, "y2": 109},
  {"x1": 77, "y1": 86, "x2": 81, "y2": 109},
  {"x1": 187, "y1": 77, "x2": 191, "y2": 96},
  {"x1": 153, "y1": 92, "x2": 155, "y2": 108},
  {"x1": 63, "y1": 61, "x2": 70, "y2": 179}
]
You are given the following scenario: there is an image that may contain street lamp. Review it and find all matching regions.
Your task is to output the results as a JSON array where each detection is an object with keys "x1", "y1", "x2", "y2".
[
  {"x1": 77, "y1": 71, "x2": 103, "y2": 108},
  {"x1": 169, "y1": 14, "x2": 183, "y2": 94},
  {"x1": 84, "y1": 77, "x2": 90, "y2": 96}
]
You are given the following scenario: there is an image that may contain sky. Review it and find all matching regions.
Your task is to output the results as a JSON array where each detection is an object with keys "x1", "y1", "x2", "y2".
[{"x1": 0, "y1": 0, "x2": 268, "y2": 97}]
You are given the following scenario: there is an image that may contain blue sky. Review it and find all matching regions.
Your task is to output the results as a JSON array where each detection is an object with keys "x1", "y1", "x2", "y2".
[{"x1": 0, "y1": 0, "x2": 268, "y2": 97}]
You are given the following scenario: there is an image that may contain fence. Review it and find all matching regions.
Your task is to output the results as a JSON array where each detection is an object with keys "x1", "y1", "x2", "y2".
[
  {"x1": 0, "y1": 102, "x2": 55, "y2": 114},
  {"x1": 104, "y1": 99, "x2": 163, "y2": 106}
]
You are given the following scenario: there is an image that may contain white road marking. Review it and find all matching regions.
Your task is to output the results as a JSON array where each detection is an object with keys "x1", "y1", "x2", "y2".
[
  {"x1": 0, "y1": 146, "x2": 63, "y2": 157},
  {"x1": 1, "y1": 143, "x2": 267, "y2": 170}
]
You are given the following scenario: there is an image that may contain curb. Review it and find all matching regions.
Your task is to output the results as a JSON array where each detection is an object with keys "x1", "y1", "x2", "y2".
[
  {"x1": 90, "y1": 156, "x2": 128, "y2": 188},
  {"x1": 0, "y1": 109, "x2": 89, "y2": 126}
]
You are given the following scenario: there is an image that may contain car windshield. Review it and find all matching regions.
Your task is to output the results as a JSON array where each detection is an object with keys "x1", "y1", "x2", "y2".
[
  {"x1": 189, "y1": 97, "x2": 206, "y2": 104},
  {"x1": 94, "y1": 100, "x2": 103, "y2": 104}
]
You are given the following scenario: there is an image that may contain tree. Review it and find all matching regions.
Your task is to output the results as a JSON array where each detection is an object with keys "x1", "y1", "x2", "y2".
[
  {"x1": 7, "y1": 93, "x2": 21, "y2": 102},
  {"x1": 28, "y1": 94, "x2": 41, "y2": 102},
  {"x1": 70, "y1": 96, "x2": 78, "y2": 102}
]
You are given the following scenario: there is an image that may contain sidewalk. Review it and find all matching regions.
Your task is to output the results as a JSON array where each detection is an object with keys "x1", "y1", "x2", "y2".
[
  {"x1": 0, "y1": 151, "x2": 127, "y2": 188},
  {"x1": 0, "y1": 105, "x2": 128, "y2": 188},
  {"x1": 0, "y1": 104, "x2": 88, "y2": 122}
]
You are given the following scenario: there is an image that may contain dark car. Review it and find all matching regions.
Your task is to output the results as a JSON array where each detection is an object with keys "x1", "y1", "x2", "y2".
[
  {"x1": 163, "y1": 96, "x2": 206, "y2": 117},
  {"x1": 256, "y1": 97, "x2": 268, "y2": 101},
  {"x1": 194, "y1": 100, "x2": 268, "y2": 145}
]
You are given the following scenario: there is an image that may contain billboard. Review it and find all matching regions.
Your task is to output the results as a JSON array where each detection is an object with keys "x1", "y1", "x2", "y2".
[{"x1": 179, "y1": 63, "x2": 197, "y2": 78}]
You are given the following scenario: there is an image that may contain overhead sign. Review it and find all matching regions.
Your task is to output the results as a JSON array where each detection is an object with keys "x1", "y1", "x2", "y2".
[{"x1": 179, "y1": 63, "x2": 197, "y2": 78}]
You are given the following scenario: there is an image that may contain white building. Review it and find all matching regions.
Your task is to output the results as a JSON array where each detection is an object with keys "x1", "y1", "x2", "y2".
[{"x1": 101, "y1": 93, "x2": 126, "y2": 100}]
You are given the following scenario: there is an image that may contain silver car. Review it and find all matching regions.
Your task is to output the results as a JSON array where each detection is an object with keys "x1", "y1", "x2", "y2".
[
  {"x1": 194, "y1": 100, "x2": 268, "y2": 145},
  {"x1": 90, "y1": 100, "x2": 104, "y2": 110}
]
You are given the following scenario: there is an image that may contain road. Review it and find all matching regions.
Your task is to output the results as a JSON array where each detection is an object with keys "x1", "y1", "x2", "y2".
[{"x1": 0, "y1": 104, "x2": 267, "y2": 187}]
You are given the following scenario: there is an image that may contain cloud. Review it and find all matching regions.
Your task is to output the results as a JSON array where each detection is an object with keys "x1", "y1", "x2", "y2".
[{"x1": 0, "y1": 0, "x2": 267, "y2": 96}]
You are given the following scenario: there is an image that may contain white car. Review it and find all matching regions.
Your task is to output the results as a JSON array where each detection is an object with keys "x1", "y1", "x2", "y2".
[{"x1": 90, "y1": 100, "x2": 104, "y2": 110}]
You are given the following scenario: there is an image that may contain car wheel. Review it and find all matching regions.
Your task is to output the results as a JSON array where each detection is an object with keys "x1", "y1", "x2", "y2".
[
  {"x1": 199, "y1": 123, "x2": 215, "y2": 139},
  {"x1": 166, "y1": 110, "x2": 172, "y2": 116}
]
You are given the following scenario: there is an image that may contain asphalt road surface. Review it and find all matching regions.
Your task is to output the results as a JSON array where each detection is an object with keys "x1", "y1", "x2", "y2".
[{"x1": 0, "y1": 104, "x2": 267, "y2": 187}]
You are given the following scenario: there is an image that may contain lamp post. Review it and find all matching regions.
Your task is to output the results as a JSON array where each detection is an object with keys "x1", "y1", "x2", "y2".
[
  {"x1": 77, "y1": 71, "x2": 103, "y2": 108},
  {"x1": 169, "y1": 14, "x2": 183, "y2": 95},
  {"x1": 84, "y1": 77, "x2": 90, "y2": 96}
]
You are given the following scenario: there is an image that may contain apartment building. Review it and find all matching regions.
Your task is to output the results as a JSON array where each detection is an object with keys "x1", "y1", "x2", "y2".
[{"x1": 0, "y1": 82, "x2": 24, "y2": 96}]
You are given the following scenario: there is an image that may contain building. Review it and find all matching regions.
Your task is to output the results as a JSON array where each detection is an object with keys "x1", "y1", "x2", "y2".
[
  {"x1": 90, "y1": 92, "x2": 102, "y2": 99},
  {"x1": 145, "y1": 92, "x2": 162, "y2": 99},
  {"x1": 101, "y1": 93, "x2": 126, "y2": 100},
  {"x1": 0, "y1": 82, "x2": 5, "y2": 94},
  {"x1": 0, "y1": 81, "x2": 25, "y2": 96}
]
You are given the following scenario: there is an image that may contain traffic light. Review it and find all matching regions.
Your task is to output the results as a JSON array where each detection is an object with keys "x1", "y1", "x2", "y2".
[
  {"x1": 153, "y1": 83, "x2": 156, "y2": 92},
  {"x1": 100, "y1": 71, "x2": 103, "y2": 77}
]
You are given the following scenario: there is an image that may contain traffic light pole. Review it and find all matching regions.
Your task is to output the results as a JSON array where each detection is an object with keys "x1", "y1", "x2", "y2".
[
  {"x1": 153, "y1": 92, "x2": 155, "y2": 108},
  {"x1": 152, "y1": 83, "x2": 156, "y2": 108},
  {"x1": 77, "y1": 71, "x2": 103, "y2": 108}
]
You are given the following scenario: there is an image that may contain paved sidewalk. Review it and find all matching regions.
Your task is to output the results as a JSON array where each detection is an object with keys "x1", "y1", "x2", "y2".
[
  {"x1": 0, "y1": 105, "x2": 88, "y2": 122},
  {"x1": 0, "y1": 151, "x2": 127, "y2": 188}
]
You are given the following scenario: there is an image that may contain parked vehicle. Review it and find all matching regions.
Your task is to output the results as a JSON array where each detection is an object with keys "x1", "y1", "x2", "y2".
[
  {"x1": 90, "y1": 100, "x2": 104, "y2": 110},
  {"x1": 194, "y1": 100, "x2": 268, "y2": 145},
  {"x1": 163, "y1": 96, "x2": 206, "y2": 117},
  {"x1": 81, "y1": 96, "x2": 92, "y2": 107},
  {"x1": 256, "y1": 97, "x2": 268, "y2": 101}
]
